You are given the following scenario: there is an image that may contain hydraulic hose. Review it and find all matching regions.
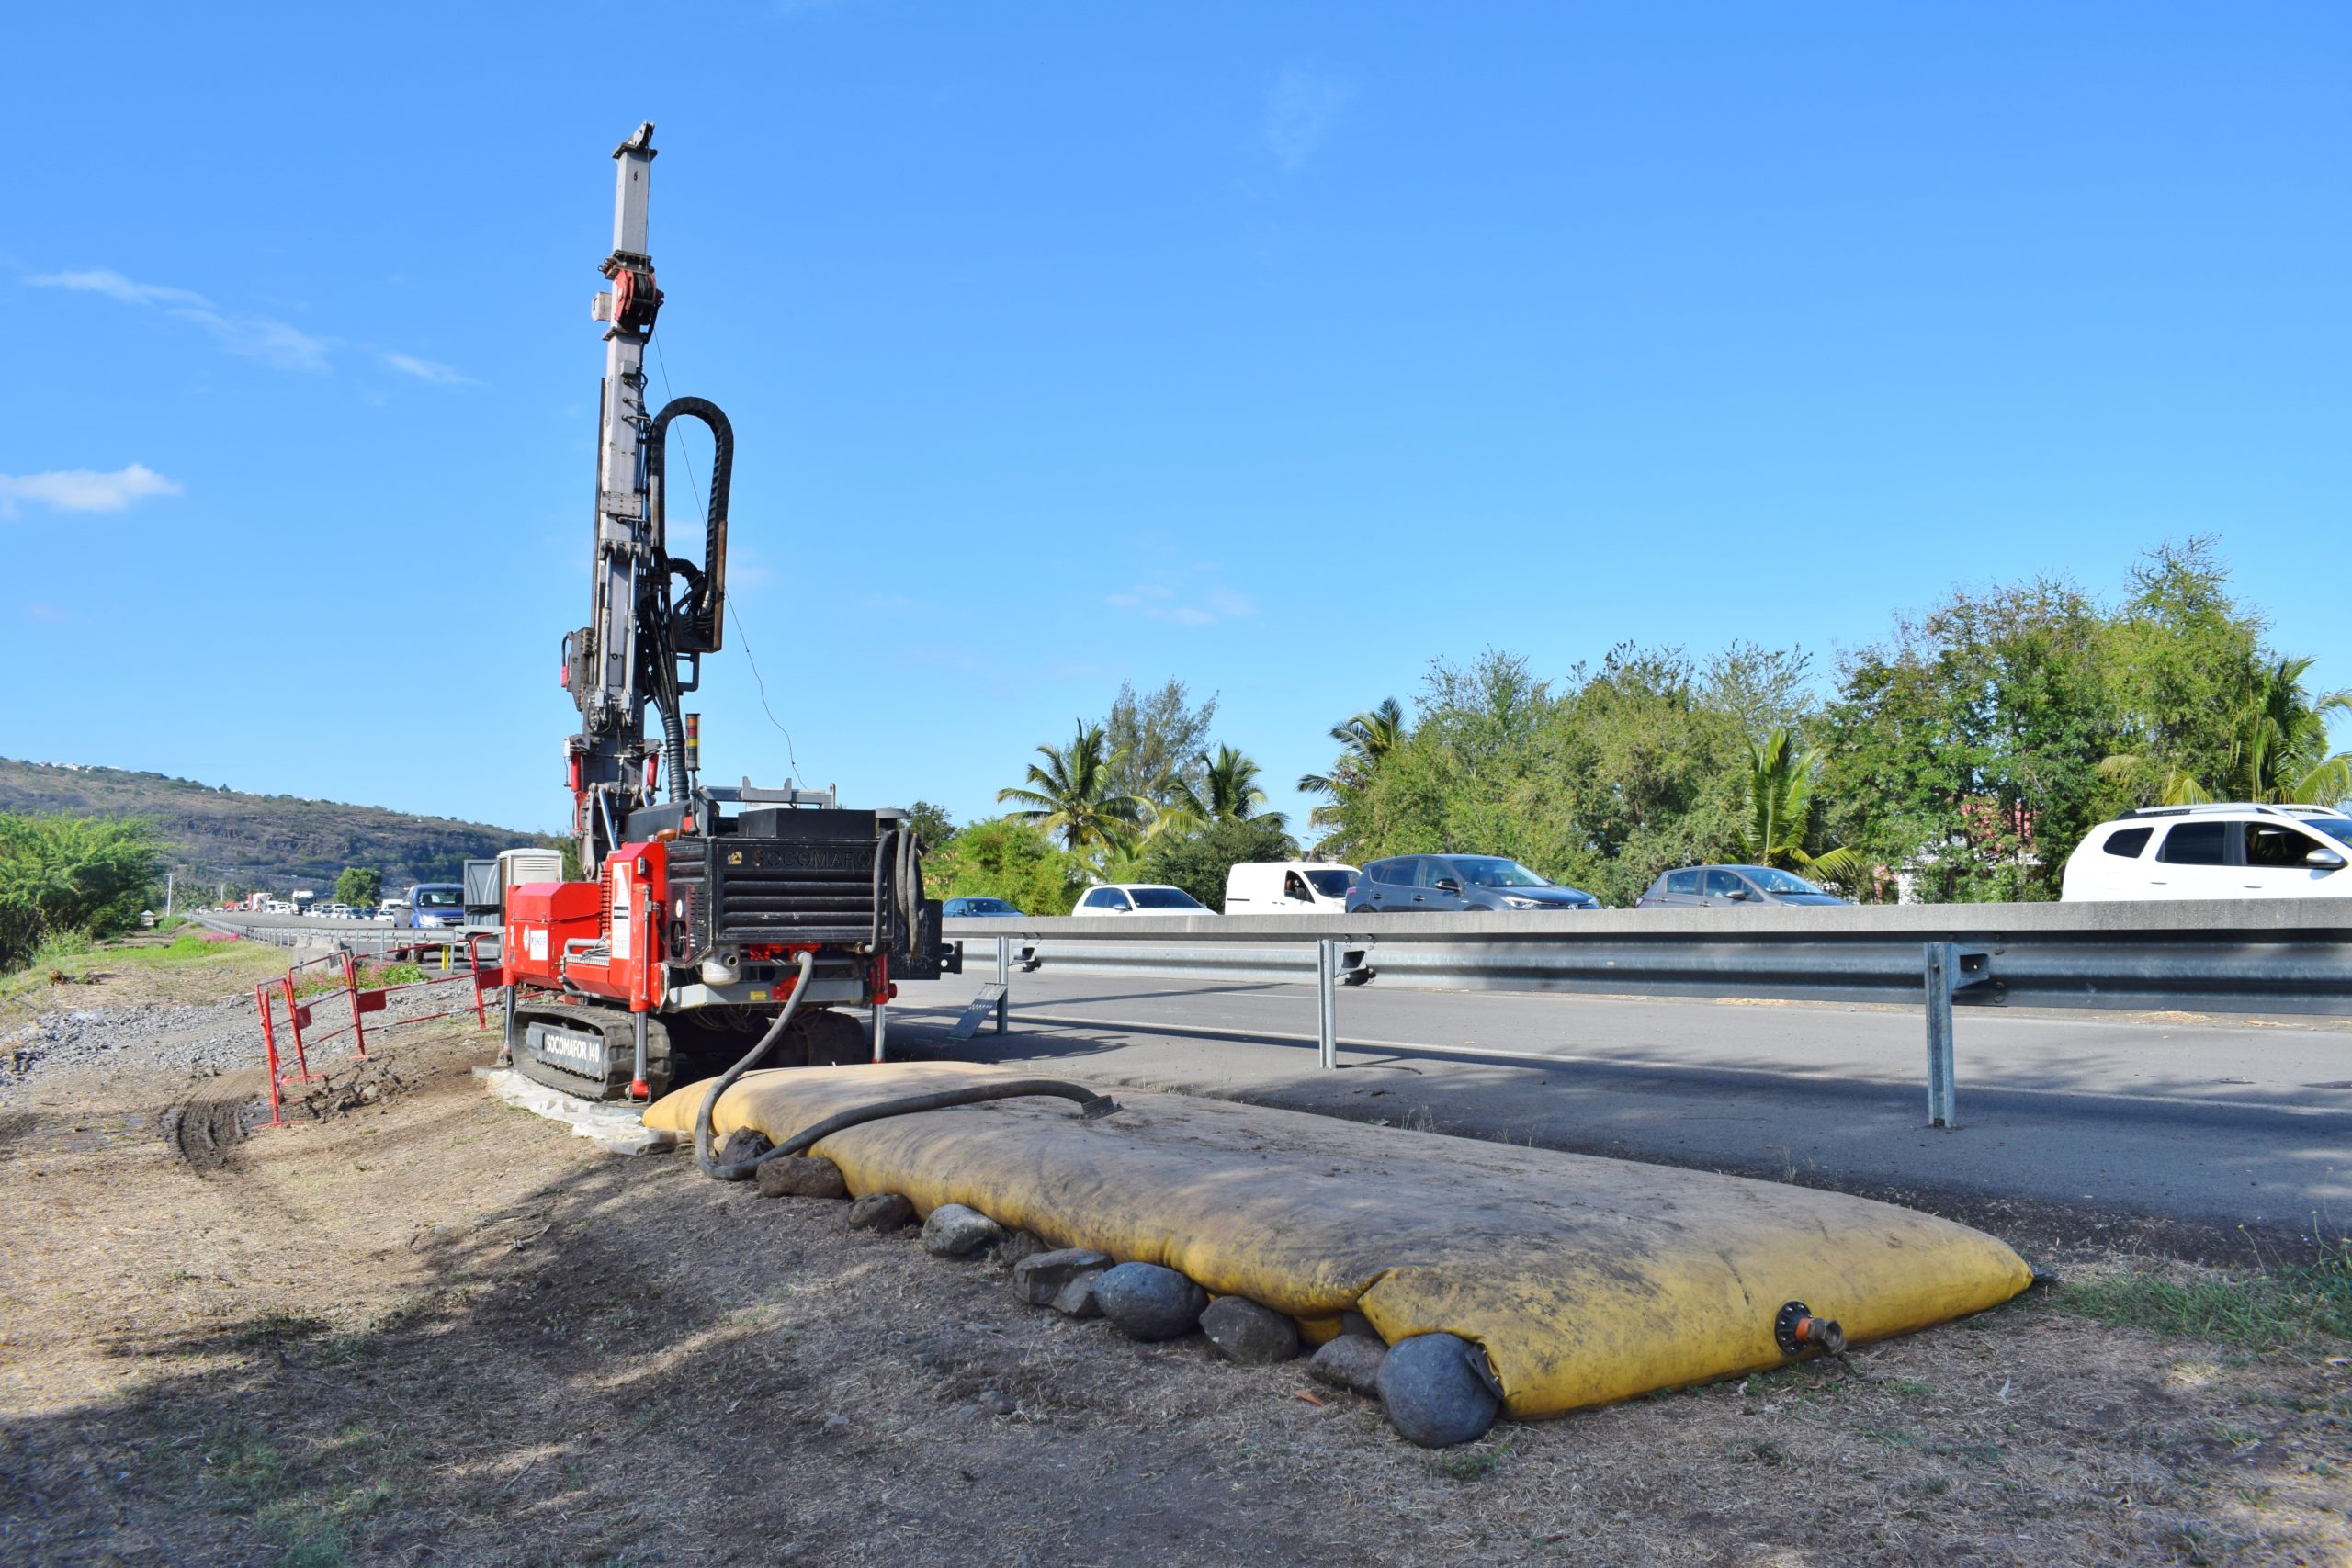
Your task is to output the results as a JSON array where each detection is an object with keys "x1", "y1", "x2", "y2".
[
  {"x1": 707, "y1": 1077, "x2": 1120, "y2": 1184},
  {"x1": 646, "y1": 396, "x2": 732, "y2": 652},
  {"x1": 695, "y1": 950, "x2": 816, "y2": 1179},
  {"x1": 898, "y1": 825, "x2": 922, "y2": 953}
]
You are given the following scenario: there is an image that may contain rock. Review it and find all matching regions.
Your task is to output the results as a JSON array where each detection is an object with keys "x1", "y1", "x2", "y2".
[
  {"x1": 1051, "y1": 1273, "x2": 1103, "y2": 1318},
  {"x1": 978, "y1": 1389, "x2": 1015, "y2": 1416},
  {"x1": 921, "y1": 1203, "x2": 1005, "y2": 1258},
  {"x1": 1010, "y1": 1248, "x2": 1111, "y2": 1307},
  {"x1": 996, "y1": 1229, "x2": 1048, "y2": 1268},
  {"x1": 1376, "y1": 1333, "x2": 1502, "y2": 1448},
  {"x1": 1307, "y1": 1334, "x2": 1388, "y2": 1397},
  {"x1": 848, "y1": 1192, "x2": 914, "y2": 1231},
  {"x1": 1201, "y1": 1296, "x2": 1299, "y2": 1365},
  {"x1": 820, "y1": 1412, "x2": 850, "y2": 1434},
  {"x1": 1340, "y1": 1310, "x2": 1377, "y2": 1341},
  {"x1": 753, "y1": 1156, "x2": 848, "y2": 1200},
  {"x1": 1092, "y1": 1262, "x2": 1207, "y2": 1341},
  {"x1": 717, "y1": 1128, "x2": 773, "y2": 1168}
]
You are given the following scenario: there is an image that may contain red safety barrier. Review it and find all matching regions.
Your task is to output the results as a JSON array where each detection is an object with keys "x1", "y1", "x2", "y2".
[{"x1": 253, "y1": 935, "x2": 503, "y2": 1130}]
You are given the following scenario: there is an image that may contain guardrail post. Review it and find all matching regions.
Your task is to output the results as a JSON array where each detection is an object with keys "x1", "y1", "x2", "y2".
[
  {"x1": 1317, "y1": 938, "x2": 1340, "y2": 1069},
  {"x1": 1923, "y1": 942, "x2": 1960, "y2": 1129},
  {"x1": 995, "y1": 937, "x2": 1011, "y2": 1035}
]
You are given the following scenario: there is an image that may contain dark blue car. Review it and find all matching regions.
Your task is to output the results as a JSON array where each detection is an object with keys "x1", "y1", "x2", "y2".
[
  {"x1": 1345, "y1": 855, "x2": 1600, "y2": 913},
  {"x1": 942, "y1": 896, "x2": 1025, "y2": 918}
]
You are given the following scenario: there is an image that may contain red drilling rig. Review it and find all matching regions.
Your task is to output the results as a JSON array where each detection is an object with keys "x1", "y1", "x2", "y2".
[{"x1": 502, "y1": 122, "x2": 952, "y2": 1102}]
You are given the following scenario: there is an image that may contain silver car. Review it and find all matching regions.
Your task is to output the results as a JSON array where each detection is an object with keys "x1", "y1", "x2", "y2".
[{"x1": 1635, "y1": 864, "x2": 1850, "y2": 908}]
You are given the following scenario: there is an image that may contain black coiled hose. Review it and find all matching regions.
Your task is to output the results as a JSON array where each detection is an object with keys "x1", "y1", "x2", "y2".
[{"x1": 693, "y1": 947, "x2": 1121, "y2": 1183}]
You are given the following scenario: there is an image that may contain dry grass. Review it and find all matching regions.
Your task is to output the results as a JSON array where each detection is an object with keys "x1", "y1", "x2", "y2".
[{"x1": 0, "y1": 957, "x2": 2346, "y2": 1565}]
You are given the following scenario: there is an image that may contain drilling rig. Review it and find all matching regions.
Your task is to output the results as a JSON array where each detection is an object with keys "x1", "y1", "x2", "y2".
[{"x1": 502, "y1": 122, "x2": 952, "y2": 1102}]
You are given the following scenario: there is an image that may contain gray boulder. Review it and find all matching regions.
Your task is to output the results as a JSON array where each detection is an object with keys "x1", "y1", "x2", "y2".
[
  {"x1": 1307, "y1": 1335, "x2": 1392, "y2": 1392},
  {"x1": 1010, "y1": 1247, "x2": 1111, "y2": 1307},
  {"x1": 754, "y1": 1156, "x2": 848, "y2": 1200},
  {"x1": 1307, "y1": 1334, "x2": 1388, "y2": 1397},
  {"x1": 1377, "y1": 1333, "x2": 1503, "y2": 1448},
  {"x1": 848, "y1": 1192, "x2": 914, "y2": 1231},
  {"x1": 995, "y1": 1229, "x2": 1048, "y2": 1269},
  {"x1": 921, "y1": 1203, "x2": 1005, "y2": 1258},
  {"x1": 1052, "y1": 1272, "x2": 1104, "y2": 1318},
  {"x1": 1201, "y1": 1297, "x2": 1299, "y2": 1365},
  {"x1": 1092, "y1": 1262, "x2": 1207, "y2": 1341}
]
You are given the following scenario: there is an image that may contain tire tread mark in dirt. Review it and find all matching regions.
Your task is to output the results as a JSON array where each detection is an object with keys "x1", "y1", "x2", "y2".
[{"x1": 163, "y1": 1091, "x2": 249, "y2": 1173}]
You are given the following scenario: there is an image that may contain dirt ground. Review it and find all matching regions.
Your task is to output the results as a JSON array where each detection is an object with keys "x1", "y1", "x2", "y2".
[{"x1": 3, "y1": 949, "x2": 2349, "y2": 1566}]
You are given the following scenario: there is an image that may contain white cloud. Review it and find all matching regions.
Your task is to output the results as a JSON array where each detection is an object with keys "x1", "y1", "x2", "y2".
[
  {"x1": 0, "y1": 463, "x2": 182, "y2": 517},
  {"x1": 1105, "y1": 581, "x2": 1255, "y2": 627},
  {"x1": 1264, "y1": 67, "x2": 1355, "y2": 172},
  {"x1": 28, "y1": 268, "x2": 210, "y2": 308},
  {"x1": 381, "y1": 351, "x2": 474, "y2": 385},
  {"x1": 31, "y1": 265, "x2": 463, "y2": 383},
  {"x1": 169, "y1": 307, "x2": 334, "y2": 373}
]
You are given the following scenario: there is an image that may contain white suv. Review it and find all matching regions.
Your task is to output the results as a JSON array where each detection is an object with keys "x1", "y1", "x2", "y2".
[{"x1": 2062, "y1": 804, "x2": 2352, "y2": 900}]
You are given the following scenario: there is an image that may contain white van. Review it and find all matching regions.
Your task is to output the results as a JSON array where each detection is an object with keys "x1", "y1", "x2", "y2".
[
  {"x1": 1223, "y1": 862, "x2": 1360, "y2": 914},
  {"x1": 2061, "y1": 804, "x2": 2352, "y2": 900}
]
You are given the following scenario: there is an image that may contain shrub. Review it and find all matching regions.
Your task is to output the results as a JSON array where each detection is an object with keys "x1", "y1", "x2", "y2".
[{"x1": 0, "y1": 813, "x2": 163, "y2": 973}]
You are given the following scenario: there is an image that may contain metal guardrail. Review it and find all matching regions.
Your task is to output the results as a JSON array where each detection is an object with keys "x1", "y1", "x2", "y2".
[
  {"x1": 943, "y1": 901, "x2": 2352, "y2": 1130},
  {"x1": 190, "y1": 912, "x2": 494, "y2": 964}
]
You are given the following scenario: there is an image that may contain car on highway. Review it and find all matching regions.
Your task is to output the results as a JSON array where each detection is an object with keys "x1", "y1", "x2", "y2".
[
  {"x1": 1071, "y1": 884, "x2": 1212, "y2": 916},
  {"x1": 1345, "y1": 855, "x2": 1600, "y2": 914},
  {"x1": 404, "y1": 883, "x2": 468, "y2": 928},
  {"x1": 2061, "y1": 803, "x2": 2352, "y2": 900},
  {"x1": 322, "y1": 903, "x2": 356, "y2": 920},
  {"x1": 1634, "y1": 865, "x2": 1852, "y2": 908},
  {"x1": 942, "y1": 896, "x2": 1025, "y2": 918},
  {"x1": 1223, "y1": 861, "x2": 1359, "y2": 913}
]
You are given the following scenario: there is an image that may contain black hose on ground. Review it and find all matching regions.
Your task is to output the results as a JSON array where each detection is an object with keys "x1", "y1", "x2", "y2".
[
  {"x1": 695, "y1": 950, "x2": 815, "y2": 1180},
  {"x1": 693, "y1": 947, "x2": 1120, "y2": 1183},
  {"x1": 747, "y1": 1077, "x2": 1119, "y2": 1170}
]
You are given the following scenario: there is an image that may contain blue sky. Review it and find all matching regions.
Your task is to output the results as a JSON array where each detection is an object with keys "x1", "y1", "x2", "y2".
[{"x1": 11, "y1": 3, "x2": 2350, "y2": 841}]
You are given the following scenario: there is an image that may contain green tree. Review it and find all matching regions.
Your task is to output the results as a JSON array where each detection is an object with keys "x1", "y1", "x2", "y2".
[
  {"x1": 927, "y1": 817, "x2": 1087, "y2": 915},
  {"x1": 1165, "y1": 745, "x2": 1288, "y2": 834},
  {"x1": 333, "y1": 866, "x2": 383, "y2": 908},
  {"x1": 997, "y1": 722, "x2": 1150, "y2": 854},
  {"x1": 1139, "y1": 816, "x2": 1297, "y2": 911},
  {"x1": 904, "y1": 800, "x2": 958, "y2": 849},
  {"x1": 1736, "y1": 729, "x2": 1864, "y2": 886},
  {"x1": 1818, "y1": 577, "x2": 2119, "y2": 902},
  {"x1": 1102, "y1": 679, "x2": 1218, "y2": 808},
  {"x1": 0, "y1": 813, "x2": 164, "y2": 972},
  {"x1": 1297, "y1": 698, "x2": 1406, "y2": 831},
  {"x1": 2104, "y1": 655, "x2": 2352, "y2": 807}
]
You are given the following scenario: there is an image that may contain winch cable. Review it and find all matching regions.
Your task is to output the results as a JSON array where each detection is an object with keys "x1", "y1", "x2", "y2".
[{"x1": 694, "y1": 953, "x2": 1122, "y2": 1183}]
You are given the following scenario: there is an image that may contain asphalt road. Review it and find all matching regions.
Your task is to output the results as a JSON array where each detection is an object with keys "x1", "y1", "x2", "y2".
[{"x1": 887, "y1": 966, "x2": 2352, "y2": 1258}]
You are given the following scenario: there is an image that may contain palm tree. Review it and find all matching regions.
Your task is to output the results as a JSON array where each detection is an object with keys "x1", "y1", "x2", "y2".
[
  {"x1": 2103, "y1": 656, "x2": 2352, "y2": 806},
  {"x1": 1739, "y1": 728, "x2": 1865, "y2": 885},
  {"x1": 997, "y1": 722, "x2": 1150, "y2": 852},
  {"x1": 1297, "y1": 698, "x2": 1406, "y2": 829},
  {"x1": 1166, "y1": 745, "x2": 1288, "y2": 833}
]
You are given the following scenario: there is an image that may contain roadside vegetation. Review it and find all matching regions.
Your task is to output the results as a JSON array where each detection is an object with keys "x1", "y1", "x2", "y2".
[{"x1": 0, "y1": 811, "x2": 164, "y2": 974}]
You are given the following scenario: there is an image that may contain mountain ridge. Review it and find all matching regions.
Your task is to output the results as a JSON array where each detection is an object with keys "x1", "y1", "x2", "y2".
[{"x1": 0, "y1": 757, "x2": 547, "y2": 895}]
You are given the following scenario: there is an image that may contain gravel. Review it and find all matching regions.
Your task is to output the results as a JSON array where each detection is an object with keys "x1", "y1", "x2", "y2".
[
  {"x1": 1, "y1": 995, "x2": 261, "y2": 1099},
  {"x1": 0, "y1": 974, "x2": 472, "y2": 1102}
]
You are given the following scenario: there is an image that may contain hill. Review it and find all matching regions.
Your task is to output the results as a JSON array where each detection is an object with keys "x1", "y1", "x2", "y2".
[{"x1": 0, "y1": 758, "x2": 546, "y2": 896}]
